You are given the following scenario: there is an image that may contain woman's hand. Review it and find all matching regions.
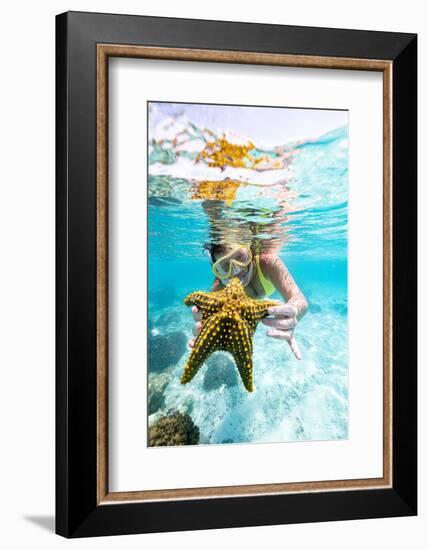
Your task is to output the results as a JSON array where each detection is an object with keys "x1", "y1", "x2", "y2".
[
  {"x1": 188, "y1": 306, "x2": 202, "y2": 348},
  {"x1": 262, "y1": 303, "x2": 302, "y2": 360},
  {"x1": 190, "y1": 302, "x2": 302, "y2": 359}
]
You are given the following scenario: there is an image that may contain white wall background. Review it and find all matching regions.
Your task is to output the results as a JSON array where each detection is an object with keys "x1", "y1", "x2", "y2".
[{"x1": 0, "y1": 0, "x2": 424, "y2": 547}]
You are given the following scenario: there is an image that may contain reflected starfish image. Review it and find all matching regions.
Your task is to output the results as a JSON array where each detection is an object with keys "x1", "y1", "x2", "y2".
[
  {"x1": 191, "y1": 178, "x2": 242, "y2": 206},
  {"x1": 181, "y1": 278, "x2": 277, "y2": 392}
]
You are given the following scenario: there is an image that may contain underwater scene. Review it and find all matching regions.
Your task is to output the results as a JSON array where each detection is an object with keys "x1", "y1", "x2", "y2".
[{"x1": 147, "y1": 102, "x2": 348, "y2": 447}]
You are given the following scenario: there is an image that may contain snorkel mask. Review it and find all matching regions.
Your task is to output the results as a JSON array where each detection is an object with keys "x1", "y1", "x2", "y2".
[{"x1": 212, "y1": 245, "x2": 253, "y2": 284}]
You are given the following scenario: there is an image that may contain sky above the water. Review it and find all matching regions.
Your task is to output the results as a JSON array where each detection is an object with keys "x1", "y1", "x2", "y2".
[{"x1": 150, "y1": 102, "x2": 348, "y2": 147}]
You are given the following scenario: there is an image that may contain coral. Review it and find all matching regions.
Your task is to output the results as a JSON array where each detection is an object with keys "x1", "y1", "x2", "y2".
[
  {"x1": 203, "y1": 353, "x2": 238, "y2": 391},
  {"x1": 148, "y1": 410, "x2": 200, "y2": 446},
  {"x1": 181, "y1": 277, "x2": 277, "y2": 392},
  {"x1": 148, "y1": 372, "x2": 170, "y2": 415},
  {"x1": 155, "y1": 310, "x2": 176, "y2": 328},
  {"x1": 148, "y1": 331, "x2": 187, "y2": 373}
]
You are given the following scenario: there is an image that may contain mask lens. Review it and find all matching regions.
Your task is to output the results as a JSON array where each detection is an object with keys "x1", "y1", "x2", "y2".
[
  {"x1": 212, "y1": 247, "x2": 252, "y2": 279},
  {"x1": 214, "y1": 261, "x2": 230, "y2": 278},
  {"x1": 234, "y1": 249, "x2": 251, "y2": 266}
]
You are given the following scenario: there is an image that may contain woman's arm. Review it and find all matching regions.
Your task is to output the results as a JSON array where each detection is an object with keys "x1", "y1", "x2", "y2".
[
  {"x1": 260, "y1": 254, "x2": 307, "y2": 360},
  {"x1": 260, "y1": 254, "x2": 308, "y2": 318}
]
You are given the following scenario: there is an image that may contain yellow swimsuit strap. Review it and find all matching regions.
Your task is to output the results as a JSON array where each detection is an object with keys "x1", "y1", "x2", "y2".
[{"x1": 254, "y1": 254, "x2": 276, "y2": 297}]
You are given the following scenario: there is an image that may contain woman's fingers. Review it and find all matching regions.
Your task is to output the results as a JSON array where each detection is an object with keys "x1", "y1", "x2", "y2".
[
  {"x1": 192, "y1": 306, "x2": 202, "y2": 322},
  {"x1": 267, "y1": 303, "x2": 297, "y2": 318},
  {"x1": 192, "y1": 321, "x2": 202, "y2": 336},
  {"x1": 265, "y1": 302, "x2": 300, "y2": 360},
  {"x1": 266, "y1": 329, "x2": 301, "y2": 360},
  {"x1": 262, "y1": 316, "x2": 296, "y2": 330},
  {"x1": 289, "y1": 337, "x2": 302, "y2": 360},
  {"x1": 267, "y1": 328, "x2": 293, "y2": 340},
  {"x1": 189, "y1": 307, "x2": 202, "y2": 348}
]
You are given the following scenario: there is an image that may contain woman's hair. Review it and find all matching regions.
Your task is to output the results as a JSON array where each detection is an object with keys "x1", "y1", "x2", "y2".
[{"x1": 203, "y1": 243, "x2": 228, "y2": 262}]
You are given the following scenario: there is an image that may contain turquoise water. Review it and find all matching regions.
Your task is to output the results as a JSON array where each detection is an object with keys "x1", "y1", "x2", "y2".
[{"x1": 148, "y1": 110, "x2": 348, "y2": 445}]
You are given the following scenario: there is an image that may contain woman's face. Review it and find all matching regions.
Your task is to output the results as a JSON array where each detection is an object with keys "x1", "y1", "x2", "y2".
[{"x1": 212, "y1": 246, "x2": 253, "y2": 286}]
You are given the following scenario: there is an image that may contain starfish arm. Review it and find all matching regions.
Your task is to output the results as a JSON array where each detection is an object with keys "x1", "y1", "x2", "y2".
[
  {"x1": 241, "y1": 299, "x2": 278, "y2": 322},
  {"x1": 184, "y1": 290, "x2": 226, "y2": 316},
  {"x1": 180, "y1": 313, "x2": 223, "y2": 385},
  {"x1": 225, "y1": 316, "x2": 254, "y2": 392},
  {"x1": 256, "y1": 299, "x2": 279, "y2": 319}
]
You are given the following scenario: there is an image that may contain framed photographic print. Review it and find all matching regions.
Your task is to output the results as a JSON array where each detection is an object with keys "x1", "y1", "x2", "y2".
[{"x1": 56, "y1": 11, "x2": 417, "y2": 538}]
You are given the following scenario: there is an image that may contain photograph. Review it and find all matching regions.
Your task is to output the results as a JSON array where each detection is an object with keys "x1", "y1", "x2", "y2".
[
  {"x1": 0, "y1": 0, "x2": 420, "y2": 544},
  {"x1": 147, "y1": 101, "x2": 349, "y2": 447}
]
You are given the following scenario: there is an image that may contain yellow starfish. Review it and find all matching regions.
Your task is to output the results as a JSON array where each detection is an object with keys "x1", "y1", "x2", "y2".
[
  {"x1": 191, "y1": 179, "x2": 242, "y2": 206},
  {"x1": 181, "y1": 278, "x2": 277, "y2": 392}
]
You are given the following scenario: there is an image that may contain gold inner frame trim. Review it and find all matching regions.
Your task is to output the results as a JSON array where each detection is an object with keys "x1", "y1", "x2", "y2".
[{"x1": 96, "y1": 44, "x2": 393, "y2": 504}]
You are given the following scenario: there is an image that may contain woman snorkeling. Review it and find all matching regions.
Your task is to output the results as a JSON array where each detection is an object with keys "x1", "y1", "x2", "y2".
[{"x1": 189, "y1": 242, "x2": 308, "y2": 360}]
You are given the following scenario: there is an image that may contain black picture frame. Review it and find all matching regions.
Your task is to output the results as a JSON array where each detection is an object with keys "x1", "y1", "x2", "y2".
[{"x1": 56, "y1": 11, "x2": 417, "y2": 538}]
